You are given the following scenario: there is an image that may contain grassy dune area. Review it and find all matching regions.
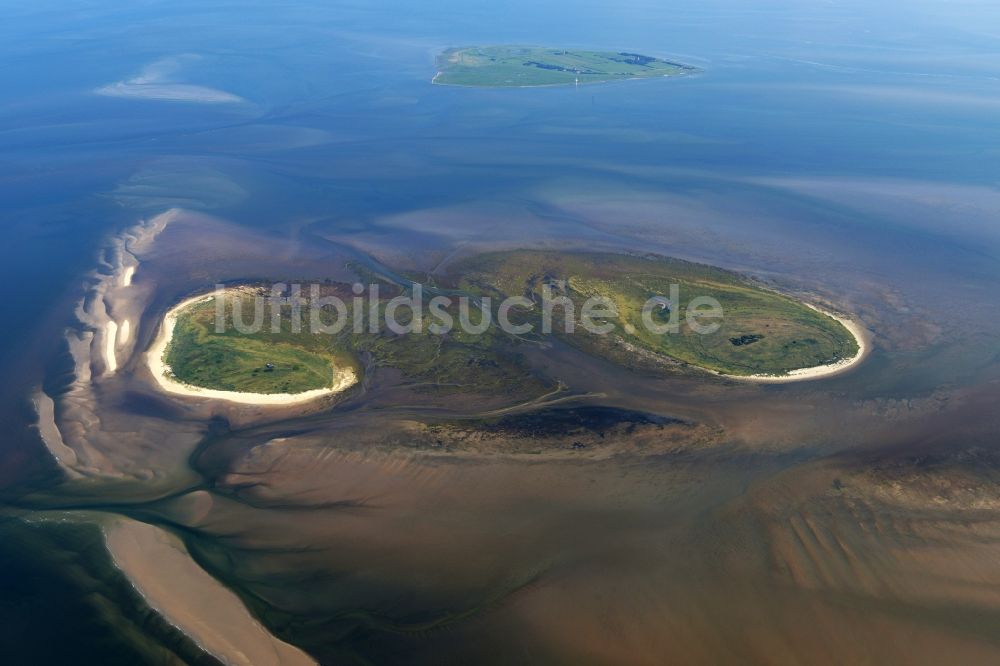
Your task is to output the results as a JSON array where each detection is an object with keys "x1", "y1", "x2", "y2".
[
  {"x1": 449, "y1": 251, "x2": 859, "y2": 377},
  {"x1": 164, "y1": 252, "x2": 858, "y2": 395},
  {"x1": 164, "y1": 284, "x2": 549, "y2": 397},
  {"x1": 167, "y1": 303, "x2": 341, "y2": 394},
  {"x1": 434, "y1": 46, "x2": 697, "y2": 87}
]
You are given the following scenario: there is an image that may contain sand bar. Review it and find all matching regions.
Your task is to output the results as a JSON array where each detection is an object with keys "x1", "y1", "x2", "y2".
[
  {"x1": 105, "y1": 517, "x2": 316, "y2": 666},
  {"x1": 121, "y1": 265, "x2": 136, "y2": 287},
  {"x1": 104, "y1": 320, "x2": 119, "y2": 374},
  {"x1": 146, "y1": 293, "x2": 357, "y2": 405}
]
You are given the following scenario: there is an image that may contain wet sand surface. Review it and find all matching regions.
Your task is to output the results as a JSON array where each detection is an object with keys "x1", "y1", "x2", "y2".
[
  {"x1": 10, "y1": 202, "x2": 999, "y2": 664},
  {"x1": 105, "y1": 517, "x2": 316, "y2": 666}
]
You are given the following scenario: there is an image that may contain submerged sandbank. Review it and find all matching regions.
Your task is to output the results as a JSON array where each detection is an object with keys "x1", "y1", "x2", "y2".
[{"x1": 146, "y1": 293, "x2": 357, "y2": 405}]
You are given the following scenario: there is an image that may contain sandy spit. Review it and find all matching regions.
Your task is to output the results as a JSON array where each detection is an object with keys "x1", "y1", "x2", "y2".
[
  {"x1": 104, "y1": 518, "x2": 316, "y2": 666},
  {"x1": 32, "y1": 391, "x2": 82, "y2": 476},
  {"x1": 146, "y1": 293, "x2": 357, "y2": 405},
  {"x1": 121, "y1": 265, "x2": 136, "y2": 287},
  {"x1": 104, "y1": 320, "x2": 119, "y2": 374}
]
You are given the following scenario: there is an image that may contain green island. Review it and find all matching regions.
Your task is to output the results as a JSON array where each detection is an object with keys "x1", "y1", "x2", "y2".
[
  {"x1": 433, "y1": 46, "x2": 698, "y2": 87},
  {"x1": 166, "y1": 300, "x2": 343, "y2": 395},
  {"x1": 161, "y1": 251, "x2": 860, "y2": 399},
  {"x1": 445, "y1": 251, "x2": 860, "y2": 377},
  {"x1": 164, "y1": 282, "x2": 550, "y2": 397}
]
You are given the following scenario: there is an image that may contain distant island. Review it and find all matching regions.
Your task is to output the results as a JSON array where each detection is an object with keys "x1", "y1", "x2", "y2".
[{"x1": 433, "y1": 46, "x2": 699, "y2": 88}]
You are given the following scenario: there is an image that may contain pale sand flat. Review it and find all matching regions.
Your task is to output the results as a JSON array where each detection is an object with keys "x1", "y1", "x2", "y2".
[
  {"x1": 105, "y1": 518, "x2": 316, "y2": 666},
  {"x1": 121, "y1": 264, "x2": 136, "y2": 287},
  {"x1": 118, "y1": 319, "x2": 131, "y2": 346},
  {"x1": 104, "y1": 320, "x2": 119, "y2": 374}
]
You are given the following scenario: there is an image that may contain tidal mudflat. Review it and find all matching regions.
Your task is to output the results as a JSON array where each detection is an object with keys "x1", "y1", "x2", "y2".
[{"x1": 10, "y1": 201, "x2": 997, "y2": 664}]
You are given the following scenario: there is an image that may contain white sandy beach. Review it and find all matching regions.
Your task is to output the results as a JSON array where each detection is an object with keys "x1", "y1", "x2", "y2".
[
  {"x1": 104, "y1": 320, "x2": 119, "y2": 374},
  {"x1": 727, "y1": 305, "x2": 870, "y2": 383},
  {"x1": 146, "y1": 292, "x2": 357, "y2": 405},
  {"x1": 120, "y1": 264, "x2": 136, "y2": 287}
]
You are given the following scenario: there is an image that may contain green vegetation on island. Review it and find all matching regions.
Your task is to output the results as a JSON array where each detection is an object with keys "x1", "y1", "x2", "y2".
[
  {"x1": 165, "y1": 282, "x2": 550, "y2": 397},
  {"x1": 433, "y1": 46, "x2": 697, "y2": 87},
  {"x1": 163, "y1": 251, "x2": 860, "y2": 398},
  {"x1": 447, "y1": 251, "x2": 859, "y2": 377},
  {"x1": 166, "y1": 300, "x2": 343, "y2": 394}
]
